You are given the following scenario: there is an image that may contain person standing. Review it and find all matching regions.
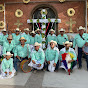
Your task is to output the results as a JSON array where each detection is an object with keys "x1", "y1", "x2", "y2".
[
  {"x1": 73, "y1": 26, "x2": 88, "y2": 70},
  {"x1": 46, "y1": 29, "x2": 57, "y2": 48},
  {"x1": 57, "y1": 28, "x2": 68, "y2": 50}
]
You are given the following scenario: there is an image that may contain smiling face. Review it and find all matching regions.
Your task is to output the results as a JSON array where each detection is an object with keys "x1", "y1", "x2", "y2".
[
  {"x1": 7, "y1": 39, "x2": 12, "y2": 43},
  {"x1": 50, "y1": 42, "x2": 55, "y2": 49},
  {"x1": 35, "y1": 46, "x2": 40, "y2": 51},
  {"x1": 5, "y1": 55, "x2": 12, "y2": 60},
  {"x1": 65, "y1": 44, "x2": 70, "y2": 49}
]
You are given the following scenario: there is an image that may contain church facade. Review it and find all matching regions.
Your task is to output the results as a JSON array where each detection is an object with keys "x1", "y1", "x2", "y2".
[{"x1": 0, "y1": 0, "x2": 87, "y2": 35}]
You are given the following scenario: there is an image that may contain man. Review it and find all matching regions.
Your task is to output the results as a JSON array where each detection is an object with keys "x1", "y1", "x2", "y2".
[
  {"x1": 0, "y1": 29, "x2": 8, "y2": 46},
  {"x1": 57, "y1": 28, "x2": 68, "y2": 50},
  {"x1": 21, "y1": 28, "x2": 30, "y2": 44},
  {"x1": 0, "y1": 29, "x2": 8, "y2": 56},
  {"x1": 30, "y1": 31, "x2": 36, "y2": 51},
  {"x1": 73, "y1": 26, "x2": 88, "y2": 70},
  {"x1": 28, "y1": 42, "x2": 45, "y2": 73},
  {"x1": 12, "y1": 28, "x2": 21, "y2": 46},
  {"x1": 59, "y1": 41, "x2": 77, "y2": 73},
  {"x1": 46, "y1": 29, "x2": 57, "y2": 48},
  {"x1": 14, "y1": 37, "x2": 31, "y2": 72},
  {"x1": 45, "y1": 40, "x2": 59, "y2": 72},
  {"x1": 35, "y1": 28, "x2": 42, "y2": 43},
  {"x1": 3, "y1": 34, "x2": 16, "y2": 55}
]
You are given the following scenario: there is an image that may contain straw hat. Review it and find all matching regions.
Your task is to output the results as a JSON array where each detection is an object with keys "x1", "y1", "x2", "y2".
[
  {"x1": 49, "y1": 29, "x2": 55, "y2": 33},
  {"x1": 24, "y1": 28, "x2": 30, "y2": 31},
  {"x1": 77, "y1": 26, "x2": 85, "y2": 31},
  {"x1": 2, "y1": 29, "x2": 6, "y2": 32},
  {"x1": 63, "y1": 41, "x2": 72, "y2": 46},
  {"x1": 7, "y1": 34, "x2": 13, "y2": 40},
  {"x1": 30, "y1": 31, "x2": 35, "y2": 34},
  {"x1": 34, "y1": 42, "x2": 41, "y2": 46},
  {"x1": 19, "y1": 37, "x2": 27, "y2": 41},
  {"x1": 3, "y1": 52, "x2": 13, "y2": 57},
  {"x1": 35, "y1": 28, "x2": 41, "y2": 32},
  {"x1": 49, "y1": 40, "x2": 57, "y2": 46},
  {"x1": 14, "y1": 28, "x2": 21, "y2": 32},
  {"x1": 58, "y1": 28, "x2": 65, "y2": 32}
]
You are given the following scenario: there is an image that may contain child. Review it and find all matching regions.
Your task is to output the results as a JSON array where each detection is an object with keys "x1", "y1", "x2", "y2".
[{"x1": 0, "y1": 52, "x2": 16, "y2": 78}]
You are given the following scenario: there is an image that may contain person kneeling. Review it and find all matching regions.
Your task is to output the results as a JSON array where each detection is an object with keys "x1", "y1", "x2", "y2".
[
  {"x1": 0, "y1": 52, "x2": 16, "y2": 78},
  {"x1": 59, "y1": 41, "x2": 77, "y2": 75},
  {"x1": 45, "y1": 40, "x2": 59, "y2": 72},
  {"x1": 28, "y1": 42, "x2": 45, "y2": 73},
  {"x1": 14, "y1": 37, "x2": 31, "y2": 74}
]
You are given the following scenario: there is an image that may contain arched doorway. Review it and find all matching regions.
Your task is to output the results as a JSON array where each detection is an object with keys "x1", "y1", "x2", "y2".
[{"x1": 31, "y1": 4, "x2": 58, "y2": 36}]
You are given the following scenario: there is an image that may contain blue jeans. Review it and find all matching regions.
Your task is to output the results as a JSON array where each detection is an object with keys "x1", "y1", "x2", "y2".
[
  {"x1": 14, "y1": 57, "x2": 28, "y2": 71},
  {"x1": 78, "y1": 47, "x2": 83, "y2": 68}
]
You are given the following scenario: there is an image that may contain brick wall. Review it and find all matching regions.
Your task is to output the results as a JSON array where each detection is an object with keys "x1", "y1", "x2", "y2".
[{"x1": 0, "y1": 0, "x2": 86, "y2": 33}]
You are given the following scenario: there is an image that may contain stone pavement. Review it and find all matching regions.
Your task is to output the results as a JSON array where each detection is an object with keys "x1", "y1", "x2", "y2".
[{"x1": 0, "y1": 59, "x2": 88, "y2": 88}]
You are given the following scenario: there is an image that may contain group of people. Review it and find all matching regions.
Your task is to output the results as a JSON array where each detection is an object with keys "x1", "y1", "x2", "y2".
[{"x1": 0, "y1": 25, "x2": 88, "y2": 78}]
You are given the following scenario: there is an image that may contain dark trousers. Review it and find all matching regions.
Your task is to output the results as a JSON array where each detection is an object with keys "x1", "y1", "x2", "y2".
[
  {"x1": 44, "y1": 60, "x2": 59, "y2": 71},
  {"x1": 78, "y1": 47, "x2": 83, "y2": 68},
  {"x1": 78, "y1": 47, "x2": 88, "y2": 69},
  {"x1": 14, "y1": 57, "x2": 28, "y2": 71},
  {"x1": 84, "y1": 54, "x2": 88, "y2": 69},
  {"x1": 58, "y1": 44, "x2": 64, "y2": 50},
  {"x1": 71, "y1": 61, "x2": 77, "y2": 69}
]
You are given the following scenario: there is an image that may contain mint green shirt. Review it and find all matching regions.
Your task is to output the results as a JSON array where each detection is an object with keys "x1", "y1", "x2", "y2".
[
  {"x1": 31, "y1": 48, "x2": 45, "y2": 64},
  {"x1": 14, "y1": 44, "x2": 31, "y2": 58},
  {"x1": 21, "y1": 33, "x2": 30, "y2": 44},
  {"x1": 35, "y1": 34, "x2": 42, "y2": 43},
  {"x1": 73, "y1": 33, "x2": 88, "y2": 48},
  {"x1": 0, "y1": 33, "x2": 8, "y2": 46},
  {"x1": 59, "y1": 47, "x2": 77, "y2": 61},
  {"x1": 45, "y1": 47, "x2": 59, "y2": 63},
  {"x1": 57, "y1": 34, "x2": 68, "y2": 45},
  {"x1": 12, "y1": 33, "x2": 21, "y2": 45},
  {"x1": 30, "y1": 36, "x2": 36, "y2": 45},
  {"x1": 2, "y1": 58, "x2": 13, "y2": 72},
  {"x1": 3, "y1": 40, "x2": 16, "y2": 54},
  {"x1": 46, "y1": 34, "x2": 57, "y2": 45}
]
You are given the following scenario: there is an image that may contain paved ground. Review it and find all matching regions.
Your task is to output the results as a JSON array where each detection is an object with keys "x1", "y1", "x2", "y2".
[{"x1": 0, "y1": 59, "x2": 88, "y2": 88}]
